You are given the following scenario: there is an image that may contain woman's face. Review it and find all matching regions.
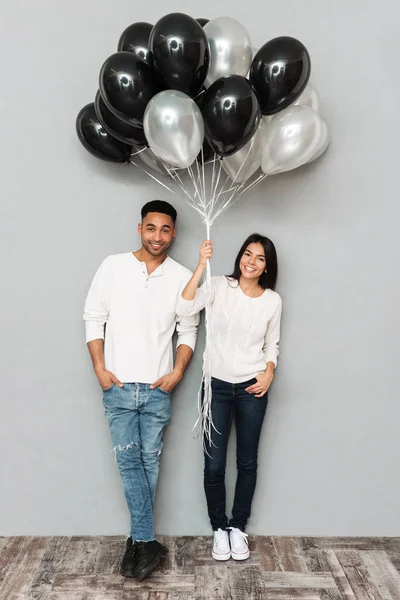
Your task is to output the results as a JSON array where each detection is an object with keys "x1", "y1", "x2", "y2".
[{"x1": 239, "y1": 242, "x2": 266, "y2": 281}]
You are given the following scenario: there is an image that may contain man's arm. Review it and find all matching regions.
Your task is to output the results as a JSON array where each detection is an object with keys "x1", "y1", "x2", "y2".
[
  {"x1": 84, "y1": 258, "x2": 122, "y2": 390},
  {"x1": 150, "y1": 298, "x2": 199, "y2": 393},
  {"x1": 150, "y1": 343, "x2": 193, "y2": 392},
  {"x1": 87, "y1": 338, "x2": 123, "y2": 390}
]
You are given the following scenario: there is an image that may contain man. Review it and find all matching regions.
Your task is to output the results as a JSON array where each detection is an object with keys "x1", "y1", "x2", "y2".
[{"x1": 83, "y1": 200, "x2": 199, "y2": 581}]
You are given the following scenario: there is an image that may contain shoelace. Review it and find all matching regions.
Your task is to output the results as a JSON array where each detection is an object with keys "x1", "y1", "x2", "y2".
[
  {"x1": 135, "y1": 541, "x2": 147, "y2": 558},
  {"x1": 214, "y1": 529, "x2": 229, "y2": 549},
  {"x1": 228, "y1": 527, "x2": 249, "y2": 546}
]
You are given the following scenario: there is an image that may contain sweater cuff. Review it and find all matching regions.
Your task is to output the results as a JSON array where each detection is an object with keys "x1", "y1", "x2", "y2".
[
  {"x1": 85, "y1": 322, "x2": 105, "y2": 343},
  {"x1": 264, "y1": 353, "x2": 278, "y2": 368},
  {"x1": 176, "y1": 333, "x2": 197, "y2": 352}
]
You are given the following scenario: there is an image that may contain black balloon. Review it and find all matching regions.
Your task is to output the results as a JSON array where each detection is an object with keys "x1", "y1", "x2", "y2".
[
  {"x1": 94, "y1": 90, "x2": 147, "y2": 147},
  {"x1": 249, "y1": 36, "x2": 311, "y2": 115},
  {"x1": 198, "y1": 139, "x2": 214, "y2": 163},
  {"x1": 76, "y1": 103, "x2": 132, "y2": 163},
  {"x1": 201, "y1": 75, "x2": 261, "y2": 157},
  {"x1": 99, "y1": 52, "x2": 161, "y2": 126},
  {"x1": 149, "y1": 12, "x2": 210, "y2": 97},
  {"x1": 117, "y1": 22, "x2": 153, "y2": 64},
  {"x1": 196, "y1": 18, "x2": 209, "y2": 27}
]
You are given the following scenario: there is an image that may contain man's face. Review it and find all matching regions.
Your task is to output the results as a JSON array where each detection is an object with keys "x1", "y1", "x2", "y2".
[{"x1": 138, "y1": 212, "x2": 176, "y2": 257}]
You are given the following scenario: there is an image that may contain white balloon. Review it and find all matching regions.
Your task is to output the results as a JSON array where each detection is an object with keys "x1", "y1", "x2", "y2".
[
  {"x1": 204, "y1": 17, "x2": 252, "y2": 88},
  {"x1": 261, "y1": 106, "x2": 328, "y2": 175},
  {"x1": 143, "y1": 90, "x2": 204, "y2": 169},
  {"x1": 220, "y1": 119, "x2": 266, "y2": 183},
  {"x1": 306, "y1": 118, "x2": 331, "y2": 163},
  {"x1": 294, "y1": 82, "x2": 320, "y2": 112}
]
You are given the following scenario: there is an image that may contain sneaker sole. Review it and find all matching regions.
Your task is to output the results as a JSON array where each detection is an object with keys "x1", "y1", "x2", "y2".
[
  {"x1": 212, "y1": 550, "x2": 231, "y2": 561},
  {"x1": 120, "y1": 568, "x2": 137, "y2": 578},
  {"x1": 231, "y1": 550, "x2": 250, "y2": 560}
]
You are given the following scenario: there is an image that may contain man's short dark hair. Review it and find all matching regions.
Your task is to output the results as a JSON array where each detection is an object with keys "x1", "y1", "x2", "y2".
[{"x1": 141, "y1": 200, "x2": 177, "y2": 224}]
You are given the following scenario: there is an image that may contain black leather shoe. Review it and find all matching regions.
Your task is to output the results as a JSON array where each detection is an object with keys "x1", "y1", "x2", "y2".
[
  {"x1": 133, "y1": 540, "x2": 168, "y2": 581},
  {"x1": 120, "y1": 537, "x2": 139, "y2": 578}
]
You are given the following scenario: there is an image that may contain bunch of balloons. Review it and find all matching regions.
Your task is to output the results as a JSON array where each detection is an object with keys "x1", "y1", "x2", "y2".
[{"x1": 76, "y1": 13, "x2": 330, "y2": 183}]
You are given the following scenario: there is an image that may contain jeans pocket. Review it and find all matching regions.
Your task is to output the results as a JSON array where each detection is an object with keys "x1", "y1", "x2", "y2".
[
  {"x1": 103, "y1": 383, "x2": 115, "y2": 392},
  {"x1": 159, "y1": 387, "x2": 171, "y2": 396}
]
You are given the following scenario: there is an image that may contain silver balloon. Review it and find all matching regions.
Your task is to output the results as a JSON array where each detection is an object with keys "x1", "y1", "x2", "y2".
[
  {"x1": 261, "y1": 106, "x2": 328, "y2": 175},
  {"x1": 135, "y1": 147, "x2": 175, "y2": 177},
  {"x1": 294, "y1": 82, "x2": 320, "y2": 112},
  {"x1": 143, "y1": 90, "x2": 204, "y2": 169},
  {"x1": 204, "y1": 17, "x2": 252, "y2": 88},
  {"x1": 306, "y1": 118, "x2": 330, "y2": 163},
  {"x1": 220, "y1": 118, "x2": 266, "y2": 183}
]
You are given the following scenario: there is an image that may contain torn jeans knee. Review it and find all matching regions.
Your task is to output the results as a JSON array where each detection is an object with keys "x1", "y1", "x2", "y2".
[
  {"x1": 112, "y1": 440, "x2": 139, "y2": 460},
  {"x1": 142, "y1": 447, "x2": 163, "y2": 460}
]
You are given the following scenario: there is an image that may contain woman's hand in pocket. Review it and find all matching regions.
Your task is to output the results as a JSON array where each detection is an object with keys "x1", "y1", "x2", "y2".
[{"x1": 245, "y1": 370, "x2": 274, "y2": 397}]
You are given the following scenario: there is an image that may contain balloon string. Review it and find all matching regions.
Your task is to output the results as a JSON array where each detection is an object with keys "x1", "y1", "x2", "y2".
[
  {"x1": 230, "y1": 131, "x2": 257, "y2": 185},
  {"x1": 130, "y1": 147, "x2": 147, "y2": 157},
  {"x1": 193, "y1": 89, "x2": 205, "y2": 102},
  {"x1": 129, "y1": 160, "x2": 177, "y2": 194}
]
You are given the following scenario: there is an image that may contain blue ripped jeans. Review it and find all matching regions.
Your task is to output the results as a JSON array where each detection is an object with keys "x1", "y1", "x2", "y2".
[{"x1": 102, "y1": 383, "x2": 172, "y2": 542}]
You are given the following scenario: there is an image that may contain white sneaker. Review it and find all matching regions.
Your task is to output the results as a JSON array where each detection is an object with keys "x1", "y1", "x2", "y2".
[
  {"x1": 229, "y1": 527, "x2": 249, "y2": 560},
  {"x1": 212, "y1": 529, "x2": 231, "y2": 561}
]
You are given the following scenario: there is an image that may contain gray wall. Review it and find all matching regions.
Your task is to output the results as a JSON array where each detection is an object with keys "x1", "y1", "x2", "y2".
[{"x1": 1, "y1": 0, "x2": 400, "y2": 536}]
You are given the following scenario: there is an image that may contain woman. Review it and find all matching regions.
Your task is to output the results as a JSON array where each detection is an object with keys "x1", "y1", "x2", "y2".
[{"x1": 176, "y1": 233, "x2": 282, "y2": 561}]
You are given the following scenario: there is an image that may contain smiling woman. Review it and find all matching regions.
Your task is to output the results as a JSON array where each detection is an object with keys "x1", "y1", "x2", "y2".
[
  {"x1": 176, "y1": 232, "x2": 282, "y2": 562},
  {"x1": 228, "y1": 233, "x2": 278, "y2": 295}
]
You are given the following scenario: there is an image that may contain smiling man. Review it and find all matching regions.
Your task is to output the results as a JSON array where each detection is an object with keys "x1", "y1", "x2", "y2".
[{"x1": 83, "y1": 200, "x2": 199, "y2": 581}]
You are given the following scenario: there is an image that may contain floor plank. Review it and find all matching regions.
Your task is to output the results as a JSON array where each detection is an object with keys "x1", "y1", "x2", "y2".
[
  {"x1": 257, "y1": 536, "x2": 282, "y2": 571},
  {"x1": 262, "y1": 592, "x2": 321, "y2": 600},
  {"x1": 324, "y1": 550, "x2": 356, "y2": 600},
  {"x1": 93, "y1": 538, "x2": 125, "y2": 576},
  {"x1": 28, "y1": 536, "x2": 71, "y2": 599},
  {"x1": 0, "y1": 541, "x2": 8, "y2": 558},
  {"x1": 335, "y1": 550, "x2": 383, "y2": 600},
  {"x1": 0, "y1": 537, "x2": 49, "y2": 600},
  {"x1": 359, "y1": 550, "x2": 400, "y2": 600},
  {"x1": 319, "y1": 590, "x2": 343, "y2": 600},
  {"x1": 381, "y1": 539, "x2": 400, "y2": 574},
  {"x1": 174, "y1": 537, "x2": 196, "y2": 574},
  {"x1": 262, "y1": 572, "x2": 336, "y2": 589},
  {"x1": 51, "y1": 573, "x2": 124, "y2": 596},
  {"x1": 0, "y1": 537, "x2": 28, "y2": 586},
  {"x1": 273, "y1": 538, "x2": 310, "y2": 573},
  {"x1": 123, "y1": 573, "x2": 195, "y2": 593},
  {"x1": 57, "y1": 537, "x2": 100, "y2": 575},
  {"x1": 194, "y1": 565, "x2": 229, "y2": 600},
  {"x1": 303, "y1": 539, "x2": 390, "y2": 551},
  {"x1": 228, "y1": 565, "x2": 265, "y2": 600}
]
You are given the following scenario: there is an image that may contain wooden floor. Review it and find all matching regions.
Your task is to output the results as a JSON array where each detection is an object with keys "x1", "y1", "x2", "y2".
[{"x1": 0, "y1": 536, "x2": 400, "y2": 599}]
